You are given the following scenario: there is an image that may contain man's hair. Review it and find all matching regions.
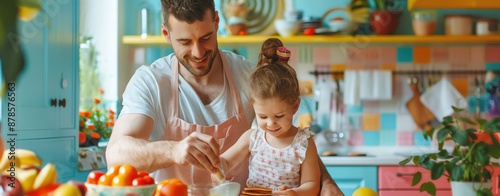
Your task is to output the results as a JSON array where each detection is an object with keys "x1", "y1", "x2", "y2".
[{"x1": 161, "y1": 0, "x2": 216, "y2": 29}]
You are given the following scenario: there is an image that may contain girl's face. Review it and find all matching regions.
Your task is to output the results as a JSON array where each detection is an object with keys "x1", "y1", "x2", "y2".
[{"x1": 253, "y1": 97, "x2": 300, "y2": 138}]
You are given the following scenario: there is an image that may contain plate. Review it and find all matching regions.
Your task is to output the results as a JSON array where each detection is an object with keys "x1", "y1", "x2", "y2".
[{"x1": 221, "y1": 0, "x2": 285, "y2": 35}]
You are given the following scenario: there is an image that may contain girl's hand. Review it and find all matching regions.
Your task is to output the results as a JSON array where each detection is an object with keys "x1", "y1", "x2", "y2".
[{"x1": 272, "y1": 186, "x2": 297, "y2": 196}]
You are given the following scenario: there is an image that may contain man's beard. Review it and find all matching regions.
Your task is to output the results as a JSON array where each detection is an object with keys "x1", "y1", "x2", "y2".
[{"x1": 178, "y1": 49, "x2": 218, "y2": 77}]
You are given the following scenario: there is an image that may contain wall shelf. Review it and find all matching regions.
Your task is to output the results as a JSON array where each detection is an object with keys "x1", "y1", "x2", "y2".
[
  {"x1": 123, "y1": 35, "x2": 500, "y2": 46},
  {"x1": 408, "y1": 0, "x2": 500, "y2": 10}
]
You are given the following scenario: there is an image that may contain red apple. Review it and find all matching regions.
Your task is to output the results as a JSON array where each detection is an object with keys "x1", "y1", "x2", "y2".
[{"x1": 0, "y1": 175, "x2": 24, "y2": 196}]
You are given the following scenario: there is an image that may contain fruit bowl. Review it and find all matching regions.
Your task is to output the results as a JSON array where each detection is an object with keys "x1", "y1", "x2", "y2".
[{"x1": 85, "y1": 183, "x2": 156, "y2": 196}]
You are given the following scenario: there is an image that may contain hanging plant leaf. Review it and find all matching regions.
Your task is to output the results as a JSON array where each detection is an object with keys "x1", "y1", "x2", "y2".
[{"x1": 0, "y1": 1, "x2": 25, "y2": 96}]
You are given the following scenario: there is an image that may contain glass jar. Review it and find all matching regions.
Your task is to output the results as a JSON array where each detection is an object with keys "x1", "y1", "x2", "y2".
[{"x1": 411, "y1": 10, "x2": 437, "y2": 36}]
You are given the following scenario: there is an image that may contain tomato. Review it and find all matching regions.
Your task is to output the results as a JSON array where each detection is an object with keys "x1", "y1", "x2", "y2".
[
  {"x1": 303, "y1": 27, "x2": 315, "y2": 36},
  {"x1": 87, "y1": 170, "x2": 105, "y2": 185},
  {"x1": 106, "y1": 165, "x2": 121, "y2": 176},
  {"x1": 155, "y1": 178, "x2": 187, "y2": 196},
  {"x1": 112, "y1": 174, "x2": 134, "y2": 186},
  {"x1": 119, "y1": 164, "x2": 138, "y2": 179},
  {"x1": 97, "y1": 174, "x2": 114, "y2": 186},
  {"x1": 137, "y1": 171, "x2": 149, "y2": 178},
  {"x1": 132, "y1": 176, "x2": 149, "y2": 186},
  {"x1": 144, "y1": 176, "x2": 155, "y2": 185}
]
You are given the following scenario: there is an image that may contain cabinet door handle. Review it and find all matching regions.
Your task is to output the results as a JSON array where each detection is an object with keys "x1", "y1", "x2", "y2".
[
  {"x1": 396, "y1": 173, "x2": 416, "y2": 177},
  {"x1": 58, "y1": 98, "x2": 66, "y2": 108},
  {"x1": 50, "y1": 98, "x2": 57, "y2": 107}
]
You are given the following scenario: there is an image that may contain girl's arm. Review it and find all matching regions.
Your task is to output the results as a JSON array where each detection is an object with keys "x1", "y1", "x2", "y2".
[
  {"x1": 217, "y1": 129, "x2": 253, "y2": 174},
  {"x1": 275, "y1": 137, "x2": 321, "y2": 195}
]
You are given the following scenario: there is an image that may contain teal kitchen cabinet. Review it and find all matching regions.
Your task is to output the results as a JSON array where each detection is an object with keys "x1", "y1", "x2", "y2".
[
  {"x1": 1, "y1": 0, "x2": 79, "y2": 182},
  {"x1": 326, "y1": 166, "x2": 378, "y2": 195}
]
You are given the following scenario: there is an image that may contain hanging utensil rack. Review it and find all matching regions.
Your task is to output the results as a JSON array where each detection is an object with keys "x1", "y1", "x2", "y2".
[{"x1": 309, "y1": 69, "x2": 492, "y2": 76}]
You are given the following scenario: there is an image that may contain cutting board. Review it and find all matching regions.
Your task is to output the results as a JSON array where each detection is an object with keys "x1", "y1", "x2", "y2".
[{"x1": 406, "y1": 80, "x2": 435, "y2": 130}]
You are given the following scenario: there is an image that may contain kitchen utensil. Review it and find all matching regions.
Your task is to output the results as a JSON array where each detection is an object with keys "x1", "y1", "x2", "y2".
[
  {"x1": 309, "y1": 77, "x2": 323, "y2": 134},
  {"x1": 321, "y1": 7, "x2": 361, "y2": 35},
  {"x1": 324, "y1": 79, "x2": 348, "y2": 148},
  {"x1": 309, "y1": 101, "x2": 322, "y2": 134},
  {"x1": 405, "y1": 77, "x2": 435, "y2": 130},
  {"x1": 221, "y1": 0, "x2": 285, "y2": 35}
]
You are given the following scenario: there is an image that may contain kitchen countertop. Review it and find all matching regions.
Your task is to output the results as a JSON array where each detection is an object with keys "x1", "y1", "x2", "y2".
[
  {"x1": 314, "y1": 132, "x2": 438, "y2": 166},
  {"x1": 317, "y1": 145, "x2": 437, "y2": 166}
]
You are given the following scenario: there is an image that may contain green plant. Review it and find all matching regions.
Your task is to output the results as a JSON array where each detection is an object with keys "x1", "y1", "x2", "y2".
[
  {"x1": 79, "y1": 90, "x2": 115, "y2": 147},
  {"x1": 372, "y1": 0, "x2": 401, "y2": 10},
  {"x1": 399, "y1": 106, "x2": 500, "y2": 196}
]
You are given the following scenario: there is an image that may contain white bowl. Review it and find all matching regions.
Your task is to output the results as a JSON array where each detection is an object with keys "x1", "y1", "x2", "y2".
[
  {"x1": 85, "y1": 183, "x2": 157, "y2": 196},
  {"x1": 274, "y1": 19, "x2": 302, "y2": 37}
]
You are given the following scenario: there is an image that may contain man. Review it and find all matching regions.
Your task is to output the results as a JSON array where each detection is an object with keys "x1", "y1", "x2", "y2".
[{"x1": 106, "y1": 0, "x2": 343, "y2": 195}]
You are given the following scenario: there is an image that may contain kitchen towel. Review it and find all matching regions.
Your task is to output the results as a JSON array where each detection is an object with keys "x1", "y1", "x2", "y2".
[
  {"x1": 359, "y1": 70, "x2": 393, "y2": 100},
  {"x1": 373, "y1": 70, "x2": 393, "y2": 100},
  {"x1": 359, "y1": 70, "x2": 373, "y2": 100},
  {"x1": 343, "y1": 70, "x2": 360, "y2": 106},
  {"x1": 420, "y1": 77, "x2": 467, "y2": 121}
]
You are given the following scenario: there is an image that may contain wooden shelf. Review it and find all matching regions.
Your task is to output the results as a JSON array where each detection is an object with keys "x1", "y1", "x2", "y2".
[
  {"x1": 122, "y1": 35, "x2": 500, "y2": 46},
  {"x1": 408, "y1": 0, "x2": 500, "y2": 10}
]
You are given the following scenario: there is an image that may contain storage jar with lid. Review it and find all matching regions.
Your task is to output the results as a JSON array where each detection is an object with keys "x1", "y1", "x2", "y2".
[
  {"x1": 444, "y1": 14, "x2": 473, "y2": 35},
  {"x1": 476, "y1": 18, "x2": 499, "y2": 35}
]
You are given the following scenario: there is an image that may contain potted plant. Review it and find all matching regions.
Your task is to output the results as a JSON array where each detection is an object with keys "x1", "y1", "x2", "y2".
[
  {"x1": 370, "y1": 0, "x2": 403, "y2": 35},
  {"x1": 399, "y1": 106, "x2": 500, "y2": 196}
]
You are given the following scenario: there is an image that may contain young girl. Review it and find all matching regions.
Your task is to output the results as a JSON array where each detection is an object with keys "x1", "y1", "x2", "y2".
[{"x1": 213, "y1": 38, "x2": 320, "y2": 195}]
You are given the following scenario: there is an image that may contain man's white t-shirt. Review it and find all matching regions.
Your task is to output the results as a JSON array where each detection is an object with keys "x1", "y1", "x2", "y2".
[{"x1": 120, "y1": 50, "x2": 256, "y2": 141}]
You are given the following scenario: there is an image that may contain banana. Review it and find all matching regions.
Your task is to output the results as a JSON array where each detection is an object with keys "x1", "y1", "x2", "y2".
[
  {"x1": 17, "y1": 168, "x2": 39, "y2": 193},
  {"x1": 0, "y1": 150, "x2": 21, "y2": 173},
  {"x1": 19, "y1": 154, "x2": 42, "y2": 168},
  {"x1": 33, "y1": 163, "x2": 57, "y2": 190}
]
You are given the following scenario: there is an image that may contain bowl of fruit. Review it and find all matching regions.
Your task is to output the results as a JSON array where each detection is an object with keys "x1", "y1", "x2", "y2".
[{"x1": 85, "y1": 164, "x2": 156, "y2": 196}]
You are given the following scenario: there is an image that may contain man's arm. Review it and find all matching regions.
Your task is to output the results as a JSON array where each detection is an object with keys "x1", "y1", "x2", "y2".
[
  {"x1": 105, "y1": 113, "x2": 221, "y2": 173},
  {"x1": 318, "y1": 155, "x2": 345, "y2": 196},
  {"x1": 105, "y1": 113, "x2": 177, "y2": 173}
]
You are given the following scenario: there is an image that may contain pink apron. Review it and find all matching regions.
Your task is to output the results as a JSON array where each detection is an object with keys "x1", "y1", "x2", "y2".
[{"x1": 152, "y1": 53, "x2": 250, "y2": 187}]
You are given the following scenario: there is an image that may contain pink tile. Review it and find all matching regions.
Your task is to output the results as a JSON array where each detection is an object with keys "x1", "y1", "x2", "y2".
[
  {"x1": 485, "y1": 46, "x2": 500, "y2": 62},
  {"x1": 470, "y1": 46, "x2": 485, "y2": 65},
  {"x1": 348, "y1": 130, "x2": 364, "y2": 146},
  {"x1": 344, "y1": 47, "x2": 364, "y2": 64},
  {"x1": 380, "y1": 47, "x2": 397, "y2": 64},
  {"x1": 330, "y1": 47, "x2": 348, "y2": 64},
  {"x1": 397, "y1": 132, "x2": 414, "y2": 146},
  {"x1": 313, "y1": 47, "x2": 331, "y2": 65},
  {"x1": 364, "y1": 47, "x2": 380, "y2": 62},
  {"x1": 431, "y1": 47, "x2": 448, "y2": 63},
  {"x1": 288, "y1": 47, "x2": 299, "y2": 68},
  {"x1": 449, "y1": 47, "x2": 470, "y2": 64}
]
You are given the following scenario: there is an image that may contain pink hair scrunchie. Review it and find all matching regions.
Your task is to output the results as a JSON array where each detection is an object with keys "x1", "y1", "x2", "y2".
[{"x1": 276, "y1": 46, "x2": 291, "y2": 62}]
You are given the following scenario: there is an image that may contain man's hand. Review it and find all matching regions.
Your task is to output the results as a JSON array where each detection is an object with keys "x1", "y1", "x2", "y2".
[{"x1": 174, "y1": 132, "x2": 220, "y2": 173}]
